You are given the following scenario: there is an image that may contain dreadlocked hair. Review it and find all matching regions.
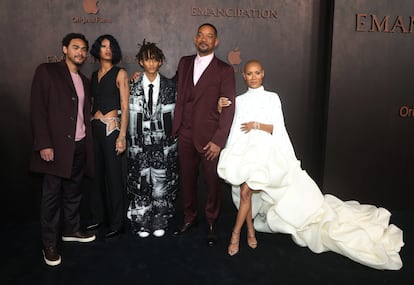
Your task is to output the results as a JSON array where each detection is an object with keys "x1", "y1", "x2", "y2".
[{"x1": 136, "y1": 39, "x2": 165, "y2": 64}]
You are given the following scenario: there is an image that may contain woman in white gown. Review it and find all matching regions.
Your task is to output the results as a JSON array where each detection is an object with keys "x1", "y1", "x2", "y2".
[{"x1": 217, "y1": 60, "x2": 404, "y2": 270}]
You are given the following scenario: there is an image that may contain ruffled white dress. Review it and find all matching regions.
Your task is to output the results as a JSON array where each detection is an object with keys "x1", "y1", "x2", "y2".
[{"x1": 217, "y1": 86, "x2": 404, "y2": 270}]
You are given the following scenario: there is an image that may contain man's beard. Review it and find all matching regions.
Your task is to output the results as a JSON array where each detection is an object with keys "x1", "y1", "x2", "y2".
[
  {"x1": 197, "y1": 44, "x2": 210, "y2": 54},
  {"x1": 73, "y1": 56, "x2": 86, "y2": 65}
]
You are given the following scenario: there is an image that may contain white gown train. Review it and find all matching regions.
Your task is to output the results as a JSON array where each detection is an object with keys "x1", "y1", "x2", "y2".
[{"x1": 217, "y1": 130, "x2": 404, "y2": 270}]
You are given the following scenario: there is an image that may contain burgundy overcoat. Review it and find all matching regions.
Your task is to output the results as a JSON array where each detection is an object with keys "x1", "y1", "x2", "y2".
[{"x1": 29, "y1": 60, "x2": 94, "y2": 178}]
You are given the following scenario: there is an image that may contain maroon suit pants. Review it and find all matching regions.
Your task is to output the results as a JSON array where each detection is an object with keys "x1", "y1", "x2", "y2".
[{"x1": 178, "y1": 131, "x2": 221, "y2": 225}]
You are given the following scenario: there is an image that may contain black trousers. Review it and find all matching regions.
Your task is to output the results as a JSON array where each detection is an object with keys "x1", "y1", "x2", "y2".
[
  {"x1": 40, "y1": 139, "x2": 85, "y2": 248},
  {"x1": 89, "y1": 120, "x2": 125, "y2": 231}
]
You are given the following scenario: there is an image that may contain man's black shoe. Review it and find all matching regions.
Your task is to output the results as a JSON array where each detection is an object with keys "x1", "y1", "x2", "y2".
[
  {"x1": 173, "y1": 221, "x2": 198, "y2": 236},
  {"x1": 207, "y1": 224, "x2": 217, "y2": 247}
]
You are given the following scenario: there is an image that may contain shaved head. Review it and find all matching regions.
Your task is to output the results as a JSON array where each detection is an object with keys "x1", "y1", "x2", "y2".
[{"x1": 243, "y1": 59, "x2": 263, "y2": 73}]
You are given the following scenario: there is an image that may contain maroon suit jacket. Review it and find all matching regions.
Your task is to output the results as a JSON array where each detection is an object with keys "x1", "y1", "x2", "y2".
[
  {"x1": 30, "y1": 61, "x2": 94, "y2": 178},
  {"x1": 172, "y1": 55, "x2": 236, "y2": 152}
]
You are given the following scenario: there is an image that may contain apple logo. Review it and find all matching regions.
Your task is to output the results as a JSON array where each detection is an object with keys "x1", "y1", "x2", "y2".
[
  {"x1": 227, "y1": 48, "x2": 242, "y2": 65},
  {"x1": 83, "y1": 0, "x2": 99, "y2": 15}
]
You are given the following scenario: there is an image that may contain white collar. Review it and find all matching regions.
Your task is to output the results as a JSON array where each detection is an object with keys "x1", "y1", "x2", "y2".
[
  {"x1": 195, "y1": 52, "x2": 214, "y2": 64},
  {"x1": 143, "y1": 73, "x2": 160, "y2": 87},
  {"x1": 247, "y1": 86, "x2": 265, "y2": 94}
]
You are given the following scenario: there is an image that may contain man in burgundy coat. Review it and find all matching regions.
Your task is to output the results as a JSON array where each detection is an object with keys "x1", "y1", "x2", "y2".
[
  {"x1": 172, "y1": 23, "x2": 236, "y2": 246},
  {"x1": 30, "y1": 33, "x2": 95, "y2": 266}
]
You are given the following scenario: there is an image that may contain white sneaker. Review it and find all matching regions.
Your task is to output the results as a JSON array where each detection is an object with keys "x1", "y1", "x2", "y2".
[
  {"x1": 153, "y1": 229, "x2": 165, "y2": 237},
  {"x1": 138, "y1": 231, "x2": 150, "y2": 238}
]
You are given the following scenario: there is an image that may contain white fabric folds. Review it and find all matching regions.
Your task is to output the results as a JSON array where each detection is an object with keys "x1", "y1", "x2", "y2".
[{"x1": 217, "y1": 130, "x2": 404, "y2": 270}]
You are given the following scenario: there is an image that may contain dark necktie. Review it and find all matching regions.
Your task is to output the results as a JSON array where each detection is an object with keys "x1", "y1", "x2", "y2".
[{"x1": 148, "y1": 83, "x2": 154, "y2": 114}]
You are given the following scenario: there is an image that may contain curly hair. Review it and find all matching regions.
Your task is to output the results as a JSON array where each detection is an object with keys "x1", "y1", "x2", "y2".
[
  {"x1": 62, "y1": 33, "x2": 89, "y2": 50},
  {"x1": 90, "y1": 34, "x2": 122, "y2": 64}
]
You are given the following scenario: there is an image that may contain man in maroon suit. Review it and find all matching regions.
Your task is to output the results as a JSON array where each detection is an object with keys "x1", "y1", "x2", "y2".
[
  {"x1": 172, "y1": 23, "x2": 236, "y2": 246},
  {"x1": 30, "y1": 33, "x2": 95, "y2": 266}
]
